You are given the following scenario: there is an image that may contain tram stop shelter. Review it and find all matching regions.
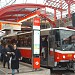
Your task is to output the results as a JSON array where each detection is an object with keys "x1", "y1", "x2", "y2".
[
  {"x1": 0, "y1": 3, "x2": 53, "y2": 75},
  {"x1": 0, "y1": 0, "x2": 75, "y2": 28},
  {"x1": 0, "y1": 3, "x2": 58, "y2": 28}
]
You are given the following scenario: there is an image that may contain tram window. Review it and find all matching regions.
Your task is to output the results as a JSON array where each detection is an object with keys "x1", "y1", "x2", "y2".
[
  {"x1": 53, "y1": 30, "x2": 61, "y2": 48},
  {"x1": 17, "y1": 33, "x2": 32, "y2": 47},
  {"x1": 60, "y1": 30, "x2": 75, "y2": 51},
  {"x1": 54, "y1": 30, "x2": 60, "y2": 41}
]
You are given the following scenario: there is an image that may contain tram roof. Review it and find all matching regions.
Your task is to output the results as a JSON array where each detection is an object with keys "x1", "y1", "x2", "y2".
[
  {"x1": 41, "y1": 27, "x2": 75, "y2": 31},
  {"x1": 3, "y1": 32, "x2": 17, "y2": 38},
  {"x1": 3, "y1": 27, "x2": 75, "y2": 38}
]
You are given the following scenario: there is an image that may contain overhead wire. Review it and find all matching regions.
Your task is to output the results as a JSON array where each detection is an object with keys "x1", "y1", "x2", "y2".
[
  {"x1": 3, "y1": 0, "x2": 13, "y2": 7},
  {"x1": 1, "y1": 0, "x2": 16, "y2": 8},
  {"x1": 25, "y1": 0, "x2": 27, "y2": 3},
  {"x1": 5, "y1": 0, "x2": 7, "y2": 3},
  {"x1": 0, "y1": 0, "x2": 2, "y2": 8},
  {"x1": 11, "y1": 0, "x2": 16, "y2": 5}
]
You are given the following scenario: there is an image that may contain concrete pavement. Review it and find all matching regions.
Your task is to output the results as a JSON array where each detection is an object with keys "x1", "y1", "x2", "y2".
[{"x1": 0, "y1": 62, "x2": 50, "y2": 75}]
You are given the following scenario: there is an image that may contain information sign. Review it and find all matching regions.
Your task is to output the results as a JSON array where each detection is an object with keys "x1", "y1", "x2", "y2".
[{"x1": 33, "y1": 30, "x2": 40, "y2": 54}]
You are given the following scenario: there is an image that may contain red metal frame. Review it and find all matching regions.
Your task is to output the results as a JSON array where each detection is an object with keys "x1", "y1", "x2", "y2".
[
  {"x1": 0, "y1": 3, "x2": 66, "y2": 16},
  {"x1": 0, "y1": 3, "x2": 62, "y2": 26},
  {"x1": 39, "y1": 14, "x2": 56, "y2": 27},
  {"x1": 1, "y1": 11, "x2": 31, "y2": 16},
  {"x1": 45, "y1": 0, "x2": 75, "y2": 20},
  {"x1": 0, "y1": 1, "x2": 75, "y2": 26},
  {"x1": 65, "y1": 0, "x2": 75, "y2": 18}
]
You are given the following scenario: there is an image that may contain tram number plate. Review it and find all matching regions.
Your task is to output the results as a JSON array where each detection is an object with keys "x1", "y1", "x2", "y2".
[{"x1": 68, "y1": 54, "x2": 72, "y2": 57}]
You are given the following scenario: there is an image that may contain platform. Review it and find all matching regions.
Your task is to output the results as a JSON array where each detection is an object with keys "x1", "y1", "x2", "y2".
[{"x1": 0, "y1": 62, "x2": 50, "y2": 75}]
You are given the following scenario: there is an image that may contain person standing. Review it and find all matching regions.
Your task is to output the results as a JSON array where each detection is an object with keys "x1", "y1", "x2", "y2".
[
  {"x1": 42, "y1": 37, "x2": 48, "y2": 60},
  {"x1": 11, "y1": 44, "x2": 21, "y2": 75},
  {"x1": 2, "y1": 44, "x2": 10, "y2": 69},
  {"x1": 0, "y1": 41, "x2": 3, "y2": 62}
]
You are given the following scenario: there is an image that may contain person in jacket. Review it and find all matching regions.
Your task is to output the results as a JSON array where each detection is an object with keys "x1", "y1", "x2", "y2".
[
  {"x1": 0, "y1": 41, "x2": 3, "y2": 62},
  {"x1": 11, "y1": 44, "x2": 21, "y2": 75},
  {"x1": 42, "y1": 37, "x2": 48, "y2": 60},
  {"x1": 2, "y1": 44, "x2": 10, "y2": 69}
]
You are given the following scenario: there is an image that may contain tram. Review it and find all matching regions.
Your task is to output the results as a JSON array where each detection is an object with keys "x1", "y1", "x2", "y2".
[{"x1": 3, "y1": 27, "x2": 75, "y2": 71}]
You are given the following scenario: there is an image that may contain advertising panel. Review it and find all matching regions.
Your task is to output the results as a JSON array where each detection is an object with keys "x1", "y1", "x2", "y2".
[
  {"x1": 0, "y1": 21, "x2": 21, "y2": 30},
  {"x1": 2, "y1": 23, "x2": 21, "y2": 30},
  {"x1": 33, "y1": 30, "x2": 40, "y2": 54}
]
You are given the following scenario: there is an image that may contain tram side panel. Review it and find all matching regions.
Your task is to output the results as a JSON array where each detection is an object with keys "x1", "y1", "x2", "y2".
[
  {"x1": 18, "y1": 47, "x2": 32, "y2": 59},
  {"x1": 17, "y1": 33, "x2": 32, "y2": 61}
]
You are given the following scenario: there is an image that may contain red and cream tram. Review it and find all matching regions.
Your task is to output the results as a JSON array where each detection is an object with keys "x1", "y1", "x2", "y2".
[{"x1": 3, "y1": 27, "x2": 75, "y2": 71}]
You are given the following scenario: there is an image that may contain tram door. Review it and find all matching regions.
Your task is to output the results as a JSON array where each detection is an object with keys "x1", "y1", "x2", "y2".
[
  {"x1": 40, "y1": 36, "x2": 49, "y2": 66},
  {"x1": 48, "y1": 34, "x2": 55, "y2": 67}
]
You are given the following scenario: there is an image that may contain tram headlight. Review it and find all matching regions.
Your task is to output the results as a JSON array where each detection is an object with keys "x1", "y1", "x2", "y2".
[
  {"x1": 74, "y1": 55, "x2": 75, "y2": 58},
  {"x1": 57, "y1": 57, "x2": 59, "y2": 59},
  {"x1": 63, "y1": 55, "x2": 65, "y2": 59}
]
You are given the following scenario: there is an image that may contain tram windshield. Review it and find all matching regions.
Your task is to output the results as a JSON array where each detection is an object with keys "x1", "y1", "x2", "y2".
[{"x1": 60, "y1": 30, "x2": 75, "y2": 51}]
